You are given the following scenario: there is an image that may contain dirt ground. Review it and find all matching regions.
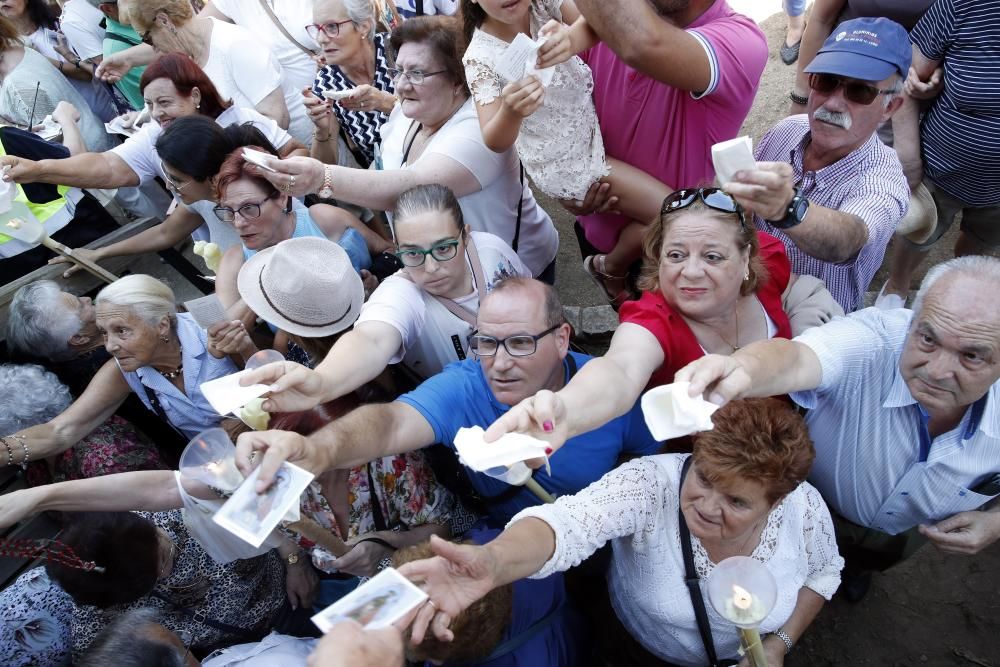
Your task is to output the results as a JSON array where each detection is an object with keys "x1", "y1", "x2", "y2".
[{"x1": 545, "y1": 9, "x2": 1000, "y2": 666}]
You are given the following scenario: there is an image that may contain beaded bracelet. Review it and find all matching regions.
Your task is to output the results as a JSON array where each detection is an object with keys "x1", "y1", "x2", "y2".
[{"x1": 1, "y1": 437, "x2": 13, "y2": 466}]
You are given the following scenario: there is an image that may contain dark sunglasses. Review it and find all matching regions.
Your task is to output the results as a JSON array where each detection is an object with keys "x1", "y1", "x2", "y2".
[
  {"x1": 808, "y1": 73, "x2": 895, "y2": 106},
  {"x1": 660, "y1": 188, "x2": 748, "y2": 233}
]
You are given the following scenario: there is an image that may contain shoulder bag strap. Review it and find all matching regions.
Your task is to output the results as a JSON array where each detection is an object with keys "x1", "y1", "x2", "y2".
[
  {"x1": 366, "y1": 461, "x2": 392, "y2": 532},
  {"x1": 151, "y1": 590, "x2": 259, "y2": 641},
  {"x1": 256, "y1": 0, "x2": 319, "y2": 56},
  {"x1": 679, "y1": 456, "x2": 722, "y2": 667},
  {"x1": 140, "y1": 383, "x2": 188, "y2": 441},
  {"x1": 511, "y1": 162, "x2": 524, "y2": 252},
  {"x1": 415, "y1": 0, "x2": 425, "y2": 16}
]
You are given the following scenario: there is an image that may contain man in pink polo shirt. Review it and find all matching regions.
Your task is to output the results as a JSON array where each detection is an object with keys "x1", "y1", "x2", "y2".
[{"x1": 570, "y1": 0, "x2": 767, "y2": 286}]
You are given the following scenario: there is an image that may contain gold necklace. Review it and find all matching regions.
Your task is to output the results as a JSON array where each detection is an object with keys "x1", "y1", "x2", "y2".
[
  {"x1": 158, "y1": 346, "x2": 184, "y2": 380},
  {"x1": 716, "y1": 307, "x2": 741, "y2": 352}
]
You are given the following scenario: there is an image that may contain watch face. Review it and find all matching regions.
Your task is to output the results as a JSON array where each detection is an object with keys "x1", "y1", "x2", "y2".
[{"x1": 793, "y1": 197, "x2": 809, "y2": 219}]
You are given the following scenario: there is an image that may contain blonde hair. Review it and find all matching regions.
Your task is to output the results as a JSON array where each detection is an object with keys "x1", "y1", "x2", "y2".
[
  {"x1": 125, "y1": 0, "x2": 193, "y2": 32},
  {"x1": 95, "y1": 275, "x2": 177, "y2": 328}
]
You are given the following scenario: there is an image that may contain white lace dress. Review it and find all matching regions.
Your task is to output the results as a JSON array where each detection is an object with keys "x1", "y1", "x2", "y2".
[
  {"x1": 462, "y1": 0, "x2": 609, "y2": 200},
  {"x1": 511, "y1": 454, "x2": 843, "y2": 666}
]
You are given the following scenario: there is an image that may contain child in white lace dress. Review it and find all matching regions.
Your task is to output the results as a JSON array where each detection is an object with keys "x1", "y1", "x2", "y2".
[{"x1": 461, "y1": 0, "x2": 672, "y2": 305}]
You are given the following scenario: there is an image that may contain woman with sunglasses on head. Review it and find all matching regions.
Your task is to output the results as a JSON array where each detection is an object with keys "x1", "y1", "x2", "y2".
[
  {"x1": 488, "y1": 188, "x2": 842, "y2": 453},
  {"x1": 238, "y1": 183, "x2": 529, "y2": 415}
]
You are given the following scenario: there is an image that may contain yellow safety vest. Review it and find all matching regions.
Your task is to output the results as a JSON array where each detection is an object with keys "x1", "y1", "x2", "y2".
[{"x1": 0, "y1": 140, "x2": 76, "y2": 250}]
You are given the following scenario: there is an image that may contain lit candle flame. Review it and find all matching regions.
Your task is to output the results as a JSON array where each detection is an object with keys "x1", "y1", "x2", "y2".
[{"x1": 732, "y1": 584, "x2": 753, "y2": 610}]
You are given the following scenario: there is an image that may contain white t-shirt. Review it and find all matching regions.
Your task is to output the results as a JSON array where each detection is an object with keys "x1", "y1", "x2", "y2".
[
  {"x1": 110, "y1": 106, "x2": 292, "y2": 245},
  {"x1": 395, "y1": 0, "x2": 460, "y2": 17},
  {"x1": 25, "y1": 25, "x2": 117, "y2": 122},
  {"x1": 204, "y1": 18, "x2": 311, "y2": 145},
  {"x1": 356, "y1": 231, "x2": 528, "y2": 378},
  {"x1": 59, "y1": 0, "x2": 105, "y2": 60},
  {"x1": 379, "y1": 98, "x2": 558, "y2": 276},
  {"x1": 209, "y1": 0, "x2": 318, "y2": 91}
]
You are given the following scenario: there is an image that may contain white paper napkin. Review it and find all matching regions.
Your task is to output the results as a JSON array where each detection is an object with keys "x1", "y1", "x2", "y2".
[
  {"x1": 453, "y1": 426, "x2": 550, "y2": 474},
  {"x1": 711, "y1": 136, "x2": 756, "y2": 186},
  {"x1": 200, "y1": 369, "x2": 270, "y2": 417},
  {"x1": 640, "y1": 381, "x2": 719, "y2": 441},
  {"x1": 495, "y1": 33, "x2": 555, "y2": 87}
]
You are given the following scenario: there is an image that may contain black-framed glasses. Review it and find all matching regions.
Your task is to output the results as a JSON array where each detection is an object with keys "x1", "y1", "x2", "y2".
[
  {"x1": 661, "y1": 188, "x2": 748, "y2": 233},
  {"x1": 305, "y1": 20, "x2": 354, "y2": 40},
  {"x1": 394, "y1": 239, "x2": 460, "y2": 267},
  {"x1": 386, "y1": 67, "x2": 448, "y2": 86},
  {"x1": 808, "y1": 73, "x2": 894, "y2": 106},
  {"x1": 470, "y1": 325, "x2": 561, "y2": 358},
  {"x1": 213, "y1": 192, "x2": 279, "y2": 223}
]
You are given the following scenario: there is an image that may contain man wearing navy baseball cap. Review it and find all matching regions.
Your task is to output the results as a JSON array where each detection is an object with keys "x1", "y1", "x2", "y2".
[{"x1": 721, "y1": 17, "x2": 911, "y2": 313}]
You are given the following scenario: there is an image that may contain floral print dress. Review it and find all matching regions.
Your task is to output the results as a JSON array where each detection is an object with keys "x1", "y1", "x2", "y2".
[{"x1": 0, "y1": 567, "x2": 74, "y2": 666}]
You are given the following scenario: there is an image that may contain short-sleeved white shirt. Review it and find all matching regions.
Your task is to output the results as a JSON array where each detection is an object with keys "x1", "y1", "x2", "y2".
[
  {"x1": 208, "y1": 0, "x2": 318, "y2": 91},
  {"x1": 204, "y1": 18, "x2": 311, "y2": 145},
  {"x1": 379, "y1": 98, "x2": 558, "y2": 276},
  {"x1": 355, "y1": 231, "x2": 528, "y2": 378},
  {"x1": 59, "y1": 0, "x2": 105, "y2": 60}
]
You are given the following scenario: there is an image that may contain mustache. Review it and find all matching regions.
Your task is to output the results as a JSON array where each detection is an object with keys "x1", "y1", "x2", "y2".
[{"x1": 814, "y1": 107, "x2": 853, "y2": 130}]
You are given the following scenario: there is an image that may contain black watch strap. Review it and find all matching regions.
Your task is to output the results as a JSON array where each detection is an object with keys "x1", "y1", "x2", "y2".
[{"x1": 767, "y1": 187, "x2": 809, "y2": 229}]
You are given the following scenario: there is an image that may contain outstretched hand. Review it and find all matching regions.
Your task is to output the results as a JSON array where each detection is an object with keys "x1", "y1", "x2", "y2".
[
  {"x1": 235, "y1": 429, "x2": 331, "y2": 493},
  {"x1": 397, "y1": 535, "x2": 498, "y2": 644},
  {"x1": 239, "y1": 360, "x2": 326, "y2": 413},
  {"x1": 673, "y1": 354, "x2": 750, "y2": 406},
  {"x1": 484, "y1": 389, "x2": 565, "y2": 466}
]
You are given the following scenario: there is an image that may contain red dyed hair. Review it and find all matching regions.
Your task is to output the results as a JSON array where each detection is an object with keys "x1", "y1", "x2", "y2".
[
  {"x1": 213, "y1": 145, "x2": 280, "y2": 201},
  {"x1": 139, "y1": 53, "x2": 231, "y2": 119}
]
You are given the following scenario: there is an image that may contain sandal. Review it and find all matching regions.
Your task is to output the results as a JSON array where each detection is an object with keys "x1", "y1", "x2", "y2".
[
  {"x1": 780, "y1": 38, "x2": 801, "y2": 65},
  {"x1": 583, "y1": 254, "x2": 631, "y2": 308}
]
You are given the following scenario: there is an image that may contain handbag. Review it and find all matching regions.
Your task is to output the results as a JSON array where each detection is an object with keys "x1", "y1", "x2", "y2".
[
  {"x1": 256, "y1": 0, "x2": 319, "y2": 57},
  {"x1": 678, "y1": 456, "x2": 739, "y2": 667}
]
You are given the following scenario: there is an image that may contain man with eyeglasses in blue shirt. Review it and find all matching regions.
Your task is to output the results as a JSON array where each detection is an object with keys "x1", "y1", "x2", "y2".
[{"x1": 237, "y1": 277, "x2": 658, "y2": 526}]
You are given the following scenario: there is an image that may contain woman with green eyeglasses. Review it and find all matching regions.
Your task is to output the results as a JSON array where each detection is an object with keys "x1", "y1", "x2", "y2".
[
  {"x1": 234, "y1": 183, "x2": 529, "y2": 415},
  {"x1": 487, "y1": 187, "x2": 844, "y2": 455}
]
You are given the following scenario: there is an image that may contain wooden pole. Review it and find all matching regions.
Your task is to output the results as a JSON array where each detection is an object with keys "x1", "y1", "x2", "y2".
[{"x1": 39, "y1": 237, "x2": 119, "y2": 284}]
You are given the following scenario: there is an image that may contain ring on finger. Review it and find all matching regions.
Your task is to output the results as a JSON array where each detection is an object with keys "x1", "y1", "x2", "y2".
[{"x1": 427, "y1": 599, "x2": 437, "y2": 611}]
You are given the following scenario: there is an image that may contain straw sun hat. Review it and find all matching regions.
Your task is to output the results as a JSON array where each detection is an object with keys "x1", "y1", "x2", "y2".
[
  {"x1": 237, "y1": 237, "x2": 364, "y2": 338},
  {"x1": 895, "y1": 182, "x2": 938, "y2": 245}
]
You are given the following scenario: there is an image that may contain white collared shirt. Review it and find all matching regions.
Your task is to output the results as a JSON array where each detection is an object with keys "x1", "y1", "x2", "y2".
[{"x1": 791, "y1": 307, "x2": 1000, "y2": 535}]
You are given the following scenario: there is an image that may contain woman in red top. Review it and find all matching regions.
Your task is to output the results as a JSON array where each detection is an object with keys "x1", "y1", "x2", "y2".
[{"x1": 488, "y1": 188, "x2": 840, "y2": 450}]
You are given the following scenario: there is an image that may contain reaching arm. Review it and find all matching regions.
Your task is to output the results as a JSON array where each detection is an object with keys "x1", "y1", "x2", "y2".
[
  {"x1": 893, "y1": 45, "x2": 940, "y2": 188},
  {"x1": 485, "y1": 323, "x2": 662, "y2": 452},
  {"x1": 675, "y1": 338, "x2": 823, "y2": 405},
  {"x1": 0, "y1": 151, "x2": 140, "y2": 189},
  {"x1": 312, "y1": 321, "x2": 405, "y2": 403},
  {"x1": 5, "y1": 361, "x2": 132, "y2": 462},
  {"x1": 571, "y1": 0, "x2": 710, "y2": 90},
  {"x1": 235, "y1": 401, "x2": 436, "y2": 490},
  {"x1": 255, "y1": 87, "x2": 292, "y2": 131},
  {"x1": 93, "y1": 205, "x2": 203, "y2": 260}
]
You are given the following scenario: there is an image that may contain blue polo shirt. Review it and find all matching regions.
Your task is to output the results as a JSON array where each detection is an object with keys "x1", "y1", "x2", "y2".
[{"x1": 398, "y1": 352, "x2": 659, "y2": 522}]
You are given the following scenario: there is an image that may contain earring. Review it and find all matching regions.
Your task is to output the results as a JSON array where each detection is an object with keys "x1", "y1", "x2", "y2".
[
  {"x1": 743, "y1": 268, "x2": 750, "y2": 281},
  {"x1": 196, "y1": 103, "x2": 201, "y2": 110},
  {"x1": 161, "y1": 336, "x2": 169, "y2": 343}
]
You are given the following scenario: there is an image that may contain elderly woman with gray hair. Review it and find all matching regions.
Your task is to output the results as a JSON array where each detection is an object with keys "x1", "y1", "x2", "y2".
[
  {"x1": 306, "y1": 0, "x2": 398, "y2": 168},
  {"x1": 0, "y1": 364, "x2": 164, "y2": 486},
  {"x1": 1, "y1": 274, "x2": 254, "y2": 470}
]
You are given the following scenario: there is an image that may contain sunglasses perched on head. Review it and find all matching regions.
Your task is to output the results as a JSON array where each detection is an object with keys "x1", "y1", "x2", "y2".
[
  {"x1": 808, "y1": 73, "x2": 895, "y2": 105},
  {"x1": 660, "y1": 188, "x2": 748, "y2": 233}
]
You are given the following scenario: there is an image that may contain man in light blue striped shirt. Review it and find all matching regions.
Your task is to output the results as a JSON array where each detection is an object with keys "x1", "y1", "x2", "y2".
[{"x1": 677, "y1": 255, "x2": 1000, "y2": 590}]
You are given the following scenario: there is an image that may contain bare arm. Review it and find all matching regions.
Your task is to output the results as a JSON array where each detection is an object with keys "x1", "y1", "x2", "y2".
[
  {"x1": 27, "y1": 470, "x2": 183, "y2": 513},
  {"x1": 215, "y1": 245, "x2": 246, "y2": 311},
  {"x1": 757, "y1": 588, "x2": 826, "y2": 663},
  {"x1": 90, "y1": 205, "x2": 204, "y2": 261},
  {"x1": 780, "y1": 206, "x2": 869, "y2": 263},
  {"x1": 791, "y1": 0, "x2": 845, "y2": 107},
  {"x1": 675, "y1": 338, "x2": 823, "y2": 405},
  {"x1": 325, "y1": 154, "x2": 482, "y2": 211},
  {"x1": 255, "y1": 87, "x2": 291, "y2": 131},
  {"x1": 198, "y1": 1, "x2": 232, "y2": 21},
  {"x1": 0, "y1": 151, "x2": 140, "y2": 188},
  {"x1": 49, "y1": 102, "x2": 85, "y2": 155},
  {"x1": 572, "y1": 0, "x2": 710, "y2": 90},
  {"x1": 7, "y1": 361, "x2": 132, "y2": 461},
  {"x1": 892, "y1": 45, "x2": 940, "y2": 188},
  {"x1": 312, "y1": 321, "x2": 407, "y2": 404}
]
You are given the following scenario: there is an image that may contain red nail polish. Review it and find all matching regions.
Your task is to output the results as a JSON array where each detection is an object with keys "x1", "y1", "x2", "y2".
[
  {"x1": 544, "y1": 447, "x2": 553, "y2": 455},
  {"x1": 543, "y1": 420, "x2": 554, "y2": 432}
]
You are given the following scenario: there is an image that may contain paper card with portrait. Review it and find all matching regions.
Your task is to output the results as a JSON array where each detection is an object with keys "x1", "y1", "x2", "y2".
[
  {"x1": 212, "y1": 462, "x2": 314, "y2": 547},
  {"x1": 312, "y1": 567, "x2": 428, "y2": 633}
]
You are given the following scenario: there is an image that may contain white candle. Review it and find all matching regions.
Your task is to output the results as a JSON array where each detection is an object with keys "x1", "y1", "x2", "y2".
[{"x1": 724, "y1": 584, "x2": 765, "y2": 625}]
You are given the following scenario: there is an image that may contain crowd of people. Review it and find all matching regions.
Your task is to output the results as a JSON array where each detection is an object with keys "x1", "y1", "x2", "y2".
[{"x1": 0, "y1": 0, "x2": 997, "y2": 665}]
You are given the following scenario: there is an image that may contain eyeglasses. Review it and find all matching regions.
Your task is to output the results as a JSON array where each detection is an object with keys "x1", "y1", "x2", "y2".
[
  {"x1": 394, "y1": 239, "x2": 460, "y2": 267},
  {"x1": 159, "y1": 161, "x2": 189, "y2": 193},
  {"x1": 386, "y1": 67, "x2": 448, "y2": 86},
  {"x1": 470, "y1": 325, "x2": 561, "y2": 358},
  {"x1": 213, "y1": 193, "x2": 279, "y2": 223},
  {"x1": 808, "y1": 73, "x2": 895, "y2": 106},
  {"x1": 305, "y1": 20, "x2": 354, "y2": 39},
  {"x1": 661, "y1": 188, "x2": 748, "y2": 234}
]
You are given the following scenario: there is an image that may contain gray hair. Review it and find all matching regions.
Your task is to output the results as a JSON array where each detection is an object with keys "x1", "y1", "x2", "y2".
[
  {"x1": 79, "y1": 608, "x2": 187, "y2": 667},
  {"x1": 6, "y1": 281, "x2": 82, "y2": 361},
  {"x1": 95, "y1": 275, "x2": 177, "y2": 328},
  {"x1": 912, "y1": 256, "x2": 1000, "y2": 315},
  {"x1": 0, "y1": 364, "x2": 73, "y2": 433},
  {"x1": 883, "y1": 73, "x2": 904, "y2": 108},
  {"x1": 319, "y1": 0, "x2": 377, "y2": 41},
  {"x1": 488, "y1": 277, "x2": 565, "y2": 329}
]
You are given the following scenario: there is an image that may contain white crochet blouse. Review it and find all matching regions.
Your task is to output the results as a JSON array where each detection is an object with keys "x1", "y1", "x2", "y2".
[{"x1": 510, "y1": 454, "x2": 843, "y2": 666}]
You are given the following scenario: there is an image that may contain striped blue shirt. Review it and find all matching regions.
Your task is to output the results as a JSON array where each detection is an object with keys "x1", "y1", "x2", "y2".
[
  {"x1": 911, "y1": 0, "x2": 1000, "y2": 206},
  {"x1": 754, "y1": 115, "x2": 908, "y2": 312},
  {"x1": 791, "y1": 307, "x2": 1000, "y2": 535}
]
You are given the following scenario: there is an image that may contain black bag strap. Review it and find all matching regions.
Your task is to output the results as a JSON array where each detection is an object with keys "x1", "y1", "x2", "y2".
[
  {"x1": 366, "y1": 461, "x2": 397, "y2": 533},
  {"x1": 415, "y1": 0, "x2": 425, "y2": 15},
  {"x1": 511, "y1": 162, "x2": 524, "y2": 252},
  {"x1": 140, "y1": 383, "x2": 187, "y2": 441},
  {"x1": 105, "y1": 31, "x2": 141, "y2": 47},
  {"x1": 679, "y1": 456, "x2": 722, "y2": 667},
  {"x1": 152, "y1": 590, "x2": 259, "y2": 641}
]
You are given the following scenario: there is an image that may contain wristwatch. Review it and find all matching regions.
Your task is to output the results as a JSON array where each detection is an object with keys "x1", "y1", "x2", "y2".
[
  {"x1": 286, "y1": 551, "x2": 301, "y2": 566},
  {"x1": 766, "y1": 186, "x2": 809, "y2": 229},
  {"x1": 317, "y1": 165, "x2": 334, "y2": 199},
  {"x1": 772, "y1": 628, "x2": 794, "y2": 654}
]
